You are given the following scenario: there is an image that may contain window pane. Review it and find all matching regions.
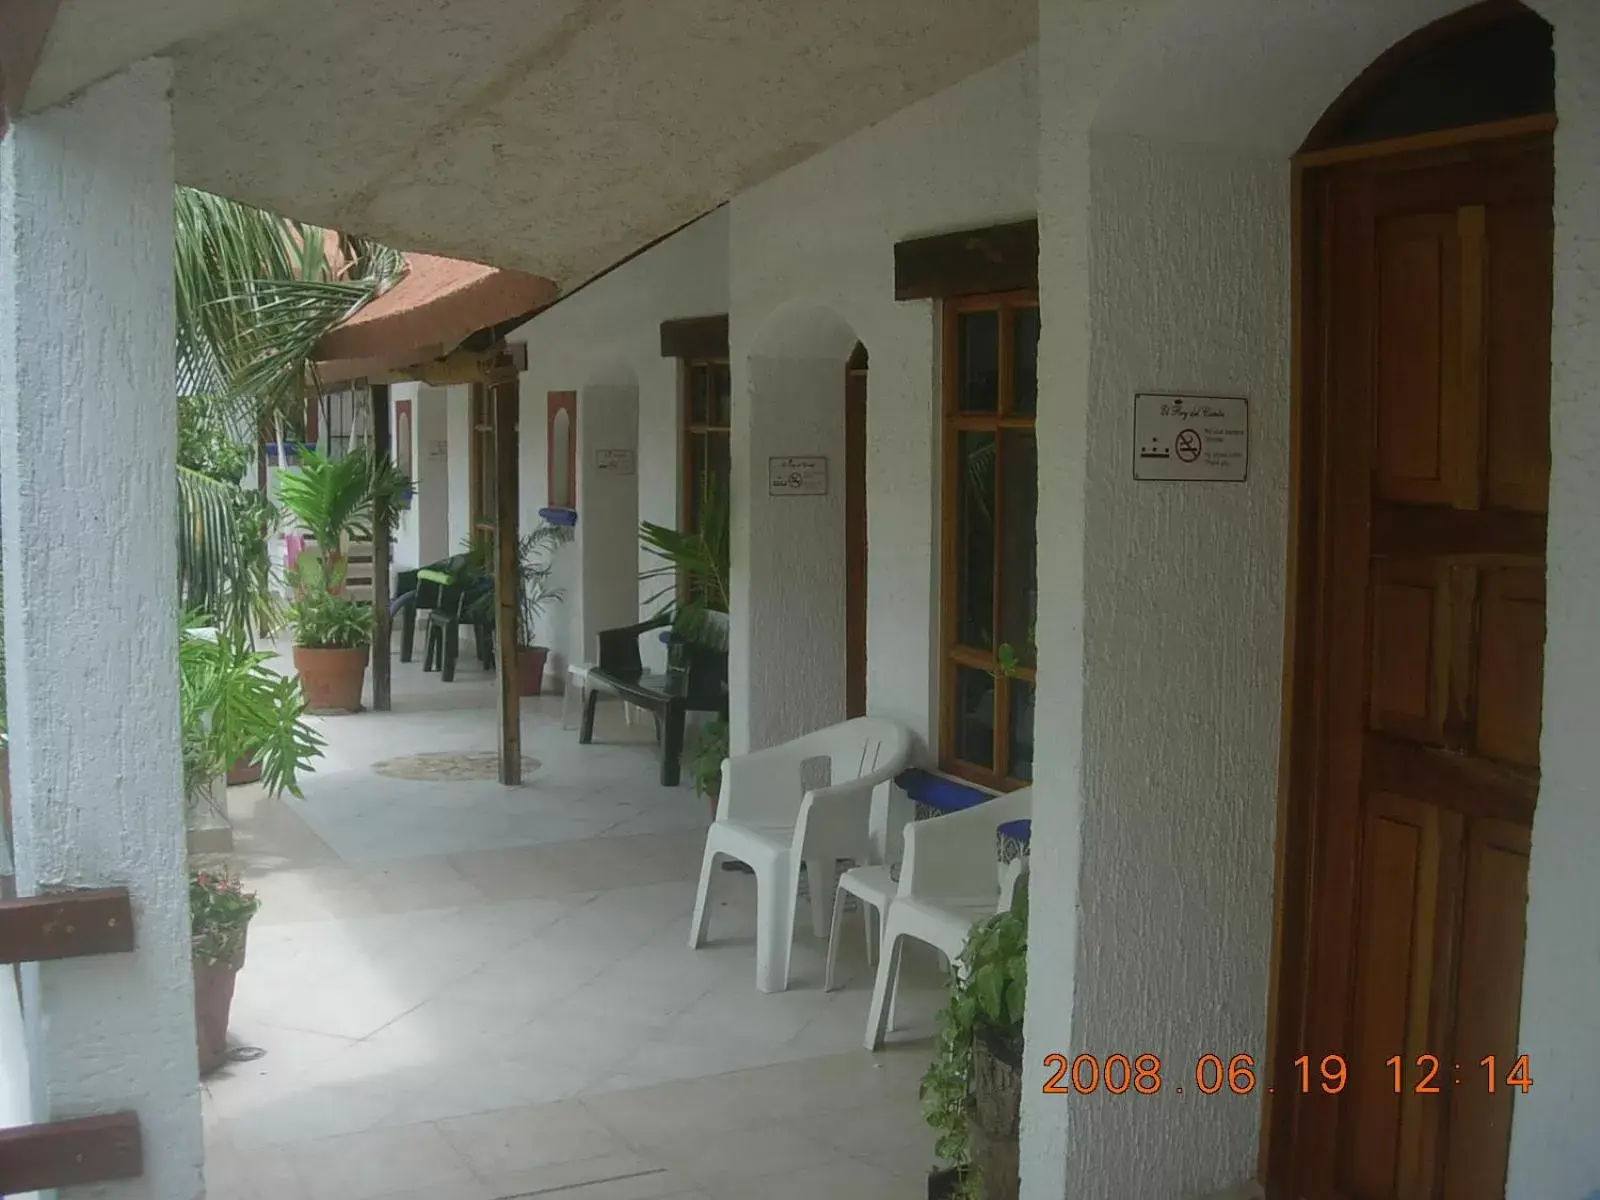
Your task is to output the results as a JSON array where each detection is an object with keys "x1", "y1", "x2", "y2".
[
  {"x1": 1008, "y1": 678, "x2": 1035, "y2": 782},
  {"x1": 689, "y1": 364, "x2": 710, "y2": 425},
  {"x1": 957, "y1": 310, "x2": 1000, "y2": 412},
  {"x1": 998, "y1": 430, "x2": 1038, "y2": 667},
  {"x1": 712, "y1": 362, "x2": 731, "y2": 428},
  {"x1": 954, "y1": 665, "x2": 997, "y2": 769},
  {"x1": 956, "y1": 431, "x2": 996, "y2": 649},
  {"x1": 1012, "y1": 307, "x2": 1040, "y2": 415}
]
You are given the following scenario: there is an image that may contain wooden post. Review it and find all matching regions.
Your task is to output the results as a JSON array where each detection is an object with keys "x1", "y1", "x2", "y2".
[
  {"x1": 370, "y1": 381, "x2": 393, "y2": 712},
  {"x1": 492, "y1": 372, "x2": 522, "y2": 784}
]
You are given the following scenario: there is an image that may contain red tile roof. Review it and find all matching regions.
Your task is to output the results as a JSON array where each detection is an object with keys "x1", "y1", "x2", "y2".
[{"x1": 313, "y1": 252, "x2": 556, "y2": 382}]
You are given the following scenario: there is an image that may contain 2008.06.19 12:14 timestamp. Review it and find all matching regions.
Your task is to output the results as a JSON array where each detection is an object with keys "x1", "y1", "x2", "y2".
[{"x1": 1040, "y1": 1053, "x2": 1534, "y2": 1096}]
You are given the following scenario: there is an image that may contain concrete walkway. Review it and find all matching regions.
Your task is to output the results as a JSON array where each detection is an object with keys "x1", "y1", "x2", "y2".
[{"x1": 200, "y1": 641, "x2": 942, "y2": 1200}]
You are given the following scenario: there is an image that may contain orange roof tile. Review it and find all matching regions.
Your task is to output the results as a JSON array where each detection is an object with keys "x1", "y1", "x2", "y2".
[{"x1": 314, "y1": 252, "x2": 556, "y2": 382}]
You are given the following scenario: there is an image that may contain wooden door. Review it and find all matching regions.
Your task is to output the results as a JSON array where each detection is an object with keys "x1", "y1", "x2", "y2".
[
  {"x1": 1284, "y1": 130, "x2": 1552, "y2": 1198},
  {"x1": 844, "y1": 343, "x2": 869, "y2": 718}
]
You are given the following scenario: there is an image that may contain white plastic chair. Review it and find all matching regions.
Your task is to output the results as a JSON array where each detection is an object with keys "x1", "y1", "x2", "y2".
[
  {"x1": 864, "y1": 786, "x2": 1032, "y2": 1050},
  {"x1": 688, "y1": 716, "x2": 914, "y2": 993}
]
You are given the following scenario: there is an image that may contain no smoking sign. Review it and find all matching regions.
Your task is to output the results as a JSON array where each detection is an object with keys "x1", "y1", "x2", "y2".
[{"x1": 1133, "y1": 393, "x2": 1249, "y2": 482}]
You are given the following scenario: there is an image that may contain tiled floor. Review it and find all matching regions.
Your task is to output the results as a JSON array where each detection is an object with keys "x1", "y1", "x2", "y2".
[{"x1": 199, "y1": 641, "x2": 944, "y2": 1199}]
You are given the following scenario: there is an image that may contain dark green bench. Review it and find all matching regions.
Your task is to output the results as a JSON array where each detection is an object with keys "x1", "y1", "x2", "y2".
[{"x1": 579, "y1": 614, "x2": 728, "y2": 787}]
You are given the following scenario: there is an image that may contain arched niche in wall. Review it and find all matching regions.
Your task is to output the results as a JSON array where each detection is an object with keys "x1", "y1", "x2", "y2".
[{"x1": 547, "y1": 390, "x2": 577, "y2": 510}]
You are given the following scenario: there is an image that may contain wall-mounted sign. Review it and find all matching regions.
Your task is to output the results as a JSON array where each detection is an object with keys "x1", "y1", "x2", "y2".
[
  {"x1": 768, "y1": 456, "x2": 828, "y2": 497},
  {"x1": 1132, "y1": 393, "x2": 1249, "y2": 482},
  {"x1": 595, "y1": 448, "x2": 636, "y2": 476}
]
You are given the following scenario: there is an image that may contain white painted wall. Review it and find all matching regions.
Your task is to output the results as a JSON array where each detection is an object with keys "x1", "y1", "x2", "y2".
[
  {"x1": 738, "y1": 311, "x2": 858, "y2": 750},
  {"x1": 391, "y1": 382, "x2": 452, "y2": 572},
  {"x1": 578, "y1": 370, "x2": 641, "y2": 660},
  {"x1": 390, "y1": 381, "x2": 423, "y2": 570},
  {"x1": 445, "y1": 383, "x2": 474, "y2": 552},
  {"x1": 0, "y1": 59, "x2": 203, "y2": 1200},
  {"x1": 729, "y1": 46, "x2": 1038, "y2": 754},
  {"x1": 1025, "y1": 2, "x2": 1600, "y2": 1197},
  {"x1": 1510, "y1": 5, "x2": 1600, "y2": 1196},
  {"x1": 503, "y1": 207, "x2": 728, "y2": 675},
  {"x1": 414, "y1": 386, "x2": 452, "y2": 565}
]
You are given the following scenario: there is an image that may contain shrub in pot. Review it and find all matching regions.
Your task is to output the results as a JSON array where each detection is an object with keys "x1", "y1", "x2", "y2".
[
  {"x1": 687, "y1": 715, "x2": 729, "y2": 817},
  {"x1": 181, "y1": 616, "x2": 325, "y2": 827},
  {"x1": 922, "y1": 874, "x2": 1028, "y2": 1200},
  {"x1": 467, "y1": 522, "x2": 570, "y2": 696},
  {"x1": 287, "y1": 556, "x2": 374, "y2": 714},
  {"x1": 274, "y1": 446, "x2": 412, "y2": 589},
  {"x1": 191, "y1": 869, "x2": 261, "y2": 1074}
]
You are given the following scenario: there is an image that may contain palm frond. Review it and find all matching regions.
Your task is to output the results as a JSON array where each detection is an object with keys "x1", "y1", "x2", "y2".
[
  {"x1": 174, "y1": 187, "x2": 407, "y2": 428},
  {"x1": 178, "y1": 466, "x2": 243, "y2": 620}
]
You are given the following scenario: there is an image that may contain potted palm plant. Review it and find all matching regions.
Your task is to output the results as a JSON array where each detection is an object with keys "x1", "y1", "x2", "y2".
[
  {"x1": 275, "y1": 447, "x2": 409, "y2": 711},
  {"x1": 639, "y1": 473, "x2": 730, "y2": 652},
  {"x1": 274, "y1": 446, "x2": 411, "y2": 589},
  {"x1": 286, "y1": 555, "x2": 374, "y2": 713},
  {"x1": 180, "y1": 615, "x2": 324, "y2": 851},
  {"x1": 468, "y1": 522, "x2": 570, "y2": 695}
]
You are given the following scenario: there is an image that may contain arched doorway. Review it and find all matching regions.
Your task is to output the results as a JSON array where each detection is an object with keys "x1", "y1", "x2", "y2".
[{"x1": 1274, "y1": 4, "x2": 1554, "y2": 1195}]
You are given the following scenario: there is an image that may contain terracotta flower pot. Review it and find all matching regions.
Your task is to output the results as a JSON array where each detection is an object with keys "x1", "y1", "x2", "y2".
[
  {"x1": 292, "y1": 644, "x2": 369, "y2": 714},
  {"x1": 516, "y1": 646, "x2": 550, "y2": 697},
  {"x1": 194, "y1": 949, "x2": 244, "y2": 1075},
  {"x1": 226, "y1": 757, "x2": 263, "y2": 787}
]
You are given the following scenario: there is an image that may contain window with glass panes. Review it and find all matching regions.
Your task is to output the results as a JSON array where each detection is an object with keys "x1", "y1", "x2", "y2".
[
  {"x1": 940, "y1": 293, "x2": 1039, "y2": 788},
  {"x1": 682, "y1": 357, "x2": 731, "y2": 539}
]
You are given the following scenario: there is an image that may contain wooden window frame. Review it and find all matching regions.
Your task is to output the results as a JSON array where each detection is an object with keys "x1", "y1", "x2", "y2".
[
  {"x1": 938, "y1": 290, "x2": 1039, "y2": 790},
  {"x1": 680, "y1": 356, "x2": 731, "y2": 533},
  {"x1": 468, "y1": 382, "x2": 497, "y2": 538}
]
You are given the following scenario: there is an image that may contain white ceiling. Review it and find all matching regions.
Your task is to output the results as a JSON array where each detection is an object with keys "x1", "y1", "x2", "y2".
[{"x1": 27, "y1": 0, "x2": 1035, "y2": 290}]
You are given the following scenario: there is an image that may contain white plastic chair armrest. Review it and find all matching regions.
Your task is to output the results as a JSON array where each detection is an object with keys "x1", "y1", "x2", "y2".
[{"x1": 898, "y1": 789, "x2": 1032, "y2": 904}]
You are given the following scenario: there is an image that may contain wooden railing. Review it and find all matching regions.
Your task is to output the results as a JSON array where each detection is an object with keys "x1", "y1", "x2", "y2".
[{"x1": 0, "y1": 886, "x2": 144, "y2": 1192}]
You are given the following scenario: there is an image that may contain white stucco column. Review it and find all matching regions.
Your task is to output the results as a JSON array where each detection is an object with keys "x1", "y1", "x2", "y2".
[
  {"x1": 730, "y1": 309, "x2": 857, "y2": 755},
  {"x1": 0, "y1": 59, "x2": 203, "y2": 1200}
]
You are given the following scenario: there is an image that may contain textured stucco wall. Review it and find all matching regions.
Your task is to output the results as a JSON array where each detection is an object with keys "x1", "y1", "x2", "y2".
[
  {"x1": 390, "y1": 381, "x2": 423, "y2": 570},
  {"x1": 445, "y1": 383, "x2": 473, "y2": 550},
  {"x1": 504, "y1": 207, "x2": 728, "y2": 674},
  {"x1": 0, "y1": 58, "x2": 204, "y2": 1200},
  {"x1": 1509, "y1": 4, "x2": 1600, "y2": 1195},
  {"x1": 1071, "y1": 132, "x2": 1290, "y2": 1197},
  {"x1": 578, "y1": 373, "x2": 641, "y2": 661},
  {"x1": 736, "y1": 324, "x2": 856, "y2": 751},
  {"x1": 413, "y1": 385, "x2": 452, "y2": 566},
  {"x1": 1028, "y1": 3, "x2": 1600, "y2": 1198},
  {"x1": 728, "y1": 47, "x2": 1038, "y2": 755}
]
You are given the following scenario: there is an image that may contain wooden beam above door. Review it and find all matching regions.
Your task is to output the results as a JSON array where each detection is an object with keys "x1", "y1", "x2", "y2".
[
  {"x1": 893, "y1": 219, "x2": 1038, "y2": 301},
  {"x1": 659, "y1": 314, "x2": 728, "y2": 360}
]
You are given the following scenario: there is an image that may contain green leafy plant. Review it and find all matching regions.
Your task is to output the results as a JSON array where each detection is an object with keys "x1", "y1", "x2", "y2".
[
  {"x1": 174, "y1": 187, "x2": 405, "y2": 429},
  {"x1": 275, "y1": 446, "x2": 412, "y2": 578},
  {"x1": 190, "y1": 869, "x2": 262, "y2": 966},
  {"x1": 179, "y1": 616, "x2": 324, "y2": 805},
  {"x1": 687, "y1": 716, "x2": 730, "y2": 805},
  {"x1": 639, "y1": 473, "x2": 730, "y2": 650},
  {"x1": 286, "y1": 556, "x2": 374, "y2": 649},
  {"x1": 922, "y1": 877, "x2": 1029, "y2": 1194},
  {"x1": 178, "y1": 393, "x2": 251, "y2": 485},
  {"x1": 466, "y1": 522, "x2": 571, "y2": 650}
]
